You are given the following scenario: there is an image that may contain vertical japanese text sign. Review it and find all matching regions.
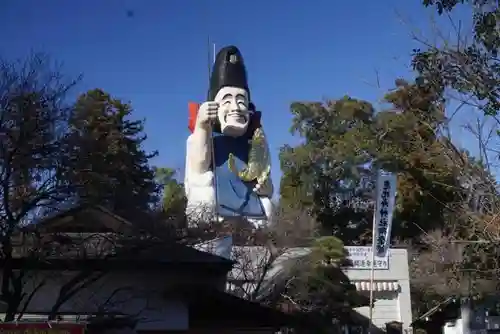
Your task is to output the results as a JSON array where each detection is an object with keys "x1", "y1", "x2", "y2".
[{"x1": 373, "y1": 171, "x2": 397, "y2": 257}]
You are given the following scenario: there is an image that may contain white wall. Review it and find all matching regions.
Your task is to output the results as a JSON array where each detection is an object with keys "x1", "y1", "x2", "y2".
[
  {"x1": 222, "y1": 244, "x2": 413, "y2": 331},
  {"x1": 353, "y1": 291, "x2": 399, "y2": 329},
  {"x1": 2, "y1": 270, "x2": 190, "y2": 331},
  {"x1": 344, "y1": 248, "x2": 412, "y2": 331},
  {"x1": 443, "y1": 319, "x2": 463, "y2": 334}
]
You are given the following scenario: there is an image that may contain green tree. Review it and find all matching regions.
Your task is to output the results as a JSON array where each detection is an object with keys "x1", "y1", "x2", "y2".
[
  {"x1": 279, "y1": 97, "x2": 376, "y2": 242},
  {"x1": 0, "y1": 56, "x2": 177, "y2": 322},
  {"x1": 279, "y1": 80, "x2": 467, "y2": 244},
  {"x1": 153, "y1": 166, "x2": 185, "y2": 214},
  {"x1": 65, "y1": 89, "x2": 159, "y2": 221},
  {"x1": 375, "y1": 80, "x2": 461, "y2": 241},
  {"x1": 378, "y1": 82, "x2": 500, "y2": 313},
  {"x1": 278, "y1": 79, "x2": 500, "y2": 316},
  {"x1": 277, "y1": 236, "x2": 367, "y2": 331}
]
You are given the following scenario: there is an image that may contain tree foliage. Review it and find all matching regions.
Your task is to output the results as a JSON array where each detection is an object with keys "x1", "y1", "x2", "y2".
[
  {"x1": 280, "y1": 97, "x2": 376, "y2": 242},
  {"x1": 154, "y1": 166, "x2": 185, "y2": 215},
  {"x1": 277, "y1": 236, "x2": 367, "y2": 329},
  {"x1": 280, "y1": 75, "x2": 500, "y2": 318},
  {"x1": 279, "y1": 80, "x2": 461, "y2": 243},
  {"x1": 417, "y1": 0, "x2": 500, "y2": 116},
  {"x1": 400, "y1": 0, "x2": 500, "y2": 316},
  {"x1": 0, "y1": 54, "x2": 161, "y2": 321},
  {"x1": 66, "y1": 89, "x2": 159, "y2": 221},
  {"x1": 0, "y1": 53, "x2": 80, "y2": 321}
]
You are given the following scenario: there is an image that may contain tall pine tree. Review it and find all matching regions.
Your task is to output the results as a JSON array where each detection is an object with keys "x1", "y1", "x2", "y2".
[{"x1": 64, "y1": 89, "x2": 159, "y2": 221}]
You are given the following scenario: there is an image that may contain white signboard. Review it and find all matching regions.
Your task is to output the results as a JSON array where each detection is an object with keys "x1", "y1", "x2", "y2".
[
  {"x1": 345, "y1": 246, "x2": 389, "y2": 270},
  {"x1": 373, "y1": 172, "x2": 397, "y2": 257}
]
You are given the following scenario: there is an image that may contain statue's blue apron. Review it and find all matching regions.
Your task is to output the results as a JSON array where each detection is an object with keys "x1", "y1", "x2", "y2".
[{"x1": 211, "y1": 132, "x2": 266, "y2": 219}]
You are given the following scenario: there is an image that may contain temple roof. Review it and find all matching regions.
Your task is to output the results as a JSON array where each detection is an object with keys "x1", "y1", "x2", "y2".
[
  {"x1": 183, "y1": 287, "x2": 313, "y2": 329},
  {"x1": 12, "y1": 204, "x2": 234, "y2": 271}
]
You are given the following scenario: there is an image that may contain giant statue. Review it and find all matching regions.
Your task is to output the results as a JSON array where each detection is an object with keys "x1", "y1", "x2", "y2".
[{"x1": 184, "y1": 45, "x2": 273, "y2": 226}]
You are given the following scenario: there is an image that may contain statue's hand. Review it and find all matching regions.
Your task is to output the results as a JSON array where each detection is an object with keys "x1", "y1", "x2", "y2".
[
  {"x1": 253, "y1": 178, "x2": 273, "y2": 197},
  {"x1": 196, "y1": 101, "x2": 219, "y2": 130}
]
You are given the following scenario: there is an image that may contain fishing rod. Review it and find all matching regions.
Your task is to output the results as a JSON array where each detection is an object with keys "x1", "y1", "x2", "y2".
[{"x1": 208, "y1": 37, "x2": 219, "y2": 223}]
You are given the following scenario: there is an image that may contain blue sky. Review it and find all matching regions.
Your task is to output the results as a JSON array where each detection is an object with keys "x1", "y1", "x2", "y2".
[{"x1": 0, "y1": 0, "x2": 485, "y2": 188}]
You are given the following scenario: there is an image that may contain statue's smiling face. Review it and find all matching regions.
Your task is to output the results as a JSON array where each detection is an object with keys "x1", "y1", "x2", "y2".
[{"x1": 214, "y1": 86, "x2": 251, "y2": 137}]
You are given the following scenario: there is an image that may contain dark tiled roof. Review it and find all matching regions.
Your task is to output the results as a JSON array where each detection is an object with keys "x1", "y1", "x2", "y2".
[
  {"x1": 14, "y1": 204, "x2": 234, "y2": 268},
  {"x1": 24, "y1": 204, "x2": 133, "y2": 233},
  {"x1": 121, "y1": 240, "x2": 235, "y2": 264},
  {"x1": 183, "y1": 287, "x2": 313, "y2": 329}
]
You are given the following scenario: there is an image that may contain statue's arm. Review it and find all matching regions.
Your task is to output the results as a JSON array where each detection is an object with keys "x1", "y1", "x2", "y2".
[
  {"x1": 185, "y1": 131, "x2": 214, "y2": 192},
  {"x1": 185, "y1": 131, "x2": 216, "y2": 222},
  {"x1": 186, "y1": 128, "x2": 212, "y2": 175}
]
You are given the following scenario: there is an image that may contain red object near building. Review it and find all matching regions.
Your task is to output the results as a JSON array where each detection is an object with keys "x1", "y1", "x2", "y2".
[{"x1": 0, "y1": 323, "x2": 85, "y2": 334}]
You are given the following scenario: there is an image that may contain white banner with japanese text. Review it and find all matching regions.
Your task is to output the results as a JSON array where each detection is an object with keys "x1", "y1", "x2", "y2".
[
  {"x1": 373, "y1": 172, "x2": 397, "y2": 258},
  {"x1": 345, "y1": 246, "x2": 389, "y2": 270}
]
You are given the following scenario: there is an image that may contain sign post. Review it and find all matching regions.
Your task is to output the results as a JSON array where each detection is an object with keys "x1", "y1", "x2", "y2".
[
  {"x1": 344, "y1": 246, "x2": 389, "y2": 270},
  {"x1": 368, "y1": 171, "x2": 397, "y2": 334}
]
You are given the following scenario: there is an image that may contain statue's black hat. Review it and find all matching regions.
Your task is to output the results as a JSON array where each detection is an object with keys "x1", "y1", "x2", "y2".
[{"x1": 208, "y1": 45, "x2": 250, "y2": 101}]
